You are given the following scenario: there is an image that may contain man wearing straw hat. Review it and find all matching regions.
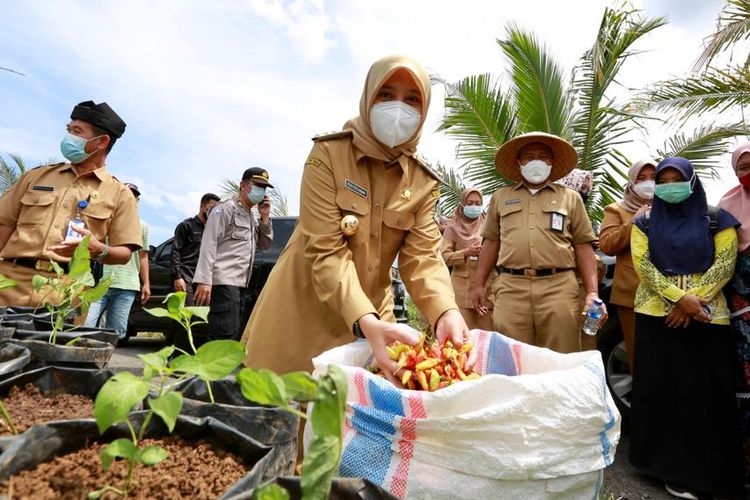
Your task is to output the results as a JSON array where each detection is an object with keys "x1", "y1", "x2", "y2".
[{"x1": 472, "y1": 132, "x2": 605, "y2": 353}]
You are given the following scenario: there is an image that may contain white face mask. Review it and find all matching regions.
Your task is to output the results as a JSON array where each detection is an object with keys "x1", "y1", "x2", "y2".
[
  {"x1": 370, "y1": 101, "x2": 421, "y2": 148},
  {"x1": 632, "y1": 180, "x2": 655, "y2": 199},
  {"x1": 520, "y1": 159, "x2": 552, "y2": 184}
]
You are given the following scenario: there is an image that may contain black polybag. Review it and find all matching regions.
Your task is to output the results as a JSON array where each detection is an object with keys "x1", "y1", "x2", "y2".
[
  {"x1": 0, "y1": 344, "x2": 29, "y2": 381},
  {"x1": 169, "y1": 376, "x2": 299, "y2": 478},
  {"x1": 0, "y1": 413, "x2": 274, "y2": 499},
  {"x1": 228, "y1": 476, "x2": 399, "y2": 500}
]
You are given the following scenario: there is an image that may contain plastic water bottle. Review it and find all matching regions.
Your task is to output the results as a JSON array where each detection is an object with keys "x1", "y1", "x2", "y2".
[{"x1": 582, "y1": 298, "x2": 604, "y2": 336}]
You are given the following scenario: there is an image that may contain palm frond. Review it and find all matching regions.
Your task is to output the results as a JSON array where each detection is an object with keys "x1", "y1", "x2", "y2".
[
  {"x1": 219, "y1": 178, "x2": 239, "y2": 199},
  {"x1": 571, "y1": 5, "x2": 667, "y2": 172},
  {"x1": 656, "y1": 123, "x2": 749, "y2": 176},
  {"x1": 638, "y1": 66, "x2": 750, "y2": 118},
  {"x1": 438, "y1": 73, "x2": 518, "y2": 194},
  {"x1": 497, "y1": 23, "x2": 572, "y2": 138},
  {"x1": 0, "y1": 153, "x2": 27, "y2": 195},
  {"x1": 432, "y1": 162, "x2": 466, "y2": 217},
  {"x1": 0, "y1": 67, "x2": 24, "y2": 77},
  {"x1": 694, "y1": 0, "x2": 750, "y2": 71}
]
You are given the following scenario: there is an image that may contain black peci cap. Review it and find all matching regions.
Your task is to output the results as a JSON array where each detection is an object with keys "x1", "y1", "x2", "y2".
[{"x1": 70, "y1": 101, "x2": 126, "y2": 138}]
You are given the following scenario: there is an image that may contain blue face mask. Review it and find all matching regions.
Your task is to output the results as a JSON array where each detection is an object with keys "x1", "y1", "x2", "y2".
[
  {"x1": 654, "y1": 173, "x2": 695, "y2": 204},
  {"x1": 463, "y1": 205, "x2": 483, "y2": 219},
  {"x1": 60, "y1": 133, "x2": 98, "y2": 164},
  {"x1": 248, "y1": 185, "x2": 266, "y2": 205}
]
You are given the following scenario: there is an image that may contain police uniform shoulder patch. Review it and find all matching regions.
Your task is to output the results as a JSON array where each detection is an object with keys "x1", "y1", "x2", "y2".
[
  {"x1": 311, "y1": 130, "x2": 353, "y2": 142},
  {"x1": 412, "y1": 153, "x2": 441, "y2": 182}
]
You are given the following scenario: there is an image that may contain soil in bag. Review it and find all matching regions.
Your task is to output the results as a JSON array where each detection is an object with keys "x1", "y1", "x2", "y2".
[
  {"x1": 0, "y1": 366, "x2": 114, "y2": 435},
  {"x1": 174, "y1": 377, "x2": 299, "y2": 478},
  {"x1": 0, "y1": 414, "x2": 273, "y2": 499}
]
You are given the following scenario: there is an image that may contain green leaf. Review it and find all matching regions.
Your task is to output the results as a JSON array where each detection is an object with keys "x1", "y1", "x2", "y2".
[
  {"x1": 94, "y1": 372, "x2": 151, "y2": 434},
  {"x1": 170, "y1": 340, "x2": 245, "y2": 381},
  {"x1": 236, "y1": 367, "x2": 289, "y2": 408},
  {"x1": 138, "y1": 445, "x2": 168, "y2": 466},
  {"x1": 253, "y1": 482, "x2": 290, "y2": 500},
  {"x1": 281, "y1": 372, "x2": 319, "y2": 402},
  {"x1": 100, "y1": 438, "x2": 137, "y2": 470},
  {"x1": 143, "y1": 307, "x2": 182, "y2": 323},
  {"x1": 300, "y1": 435, "x2": 340, "y2": 500},
  {"x1": 32, "y1": 274, "x2": 48, "y2": 292},
  {"x1": 148, "y1": 392, "x2": 183, "y2": 432},
  {"x1": 166, "y1": 292, "x2": 185, "y2": 313},
  {"x1": 69, "y1": 236, "x2": 92, "y2": 277},
  {"x1": 0, "y1": 273, "x2": 17, "y2": 291},
  {"x1": 138, "y1": 345, "x2": 175, "y2": 381},
  {"x1": 301, "y1": 365, "x2": 347, "y2": 500},
  {"x1": 79, "y1": 275, "x2": 112, "y2": 306},
  {"x1": 185, "y1": 305, "x2": 210, "y2": 322}
]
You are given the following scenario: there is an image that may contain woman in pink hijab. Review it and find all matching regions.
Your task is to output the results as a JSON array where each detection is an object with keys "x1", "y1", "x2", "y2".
[{"x1": 718, "y1": 142, "x2": 750, "y2": 484}]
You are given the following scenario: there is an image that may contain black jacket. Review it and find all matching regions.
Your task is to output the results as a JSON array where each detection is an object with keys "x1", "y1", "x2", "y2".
[{"x1": 170, "y1": 215, "x2": 205, "y2": 282}]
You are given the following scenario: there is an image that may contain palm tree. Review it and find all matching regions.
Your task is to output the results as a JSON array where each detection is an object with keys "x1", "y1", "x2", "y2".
[
  {"x1": 218, "y1": 178, "x2": 291, "y2": 217},
  {"x1": 432, "y1": 161, "x2": 466, "y2": 217},
  {"x1": 439, "y1": 5, "x2": 667, "y2": 223},
  {"x1": 0, "y1": 154, "x2": 27, "y2": 195},
  {"x1": 640, "y1": 0, "x2": 750, "y2": 122}
]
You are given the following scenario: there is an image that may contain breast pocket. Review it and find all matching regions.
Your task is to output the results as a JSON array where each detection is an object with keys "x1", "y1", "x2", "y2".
[
  {"x1": 81, "y1": 204, "x2": 114, "y2": 241},
  {"x1": 335, "y1": 190, "x2": 370, "y2": 246},
  {"x1": 18, "y1": 192, "x2": 56, "y2": 226},
  {"x1": 499, "y1": 203, "x2": 523, "y2": 236},
  {"x1": 542, "y1": 203, "x2": 569, "y2": 237},
  {"x1": 231, "y1": 214, "x2": 252, "y2": 241}
]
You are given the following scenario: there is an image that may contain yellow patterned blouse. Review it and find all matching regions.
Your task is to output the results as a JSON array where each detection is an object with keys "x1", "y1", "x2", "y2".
[{"x1": 631, "y1": 225, "x2": 737, "y2": 325}]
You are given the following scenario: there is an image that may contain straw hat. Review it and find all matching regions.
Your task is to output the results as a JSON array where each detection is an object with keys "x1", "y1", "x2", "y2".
[{"x1": 495, "y1": 132, "x2": 578, "y2": 182}]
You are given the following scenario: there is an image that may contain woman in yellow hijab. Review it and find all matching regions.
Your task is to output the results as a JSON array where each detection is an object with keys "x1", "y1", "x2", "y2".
[{"x1": 240, "y1": 55, "x2": 468, "y2": 379}]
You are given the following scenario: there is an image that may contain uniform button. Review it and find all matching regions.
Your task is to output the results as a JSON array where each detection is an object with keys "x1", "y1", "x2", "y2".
[
  {"x1": 352, "y1": 202, "x2": 358, "y2": 209},
  {"x1": 529, "y1": 226, "x2": 534, "y2": 230},
  {"x1": 375, "y1": 202, "x2": 380, "y2": 208},
  {"x1": 370, "y1": 233, "x2": 376, "y2": 239},
  {"x1": 33, "y1": 198, "x2": 39, "y2": 204},
  {"x1": 397, "y1": 218, "x2": 403, "y2": 225},
  {"x1": 367, "y1": 265, "x2": 373, "y2": 272},
  {"x1": 531, "y1": 243, "x2": 535, "y2": 247},
  {"x1": 54, "y1": 224, "x2": 60, "y2": 229},
  {"x1": 63, "y1": 203, "x2": 69, "y2": 209},
  {"x1": 530, "y1": 211, "x2": 534, "y2": 215}
]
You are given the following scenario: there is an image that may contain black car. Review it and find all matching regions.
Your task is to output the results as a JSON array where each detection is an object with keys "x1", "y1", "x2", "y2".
[{"x1": 126, "y1": 216, "x2": 408, "y2": 341}]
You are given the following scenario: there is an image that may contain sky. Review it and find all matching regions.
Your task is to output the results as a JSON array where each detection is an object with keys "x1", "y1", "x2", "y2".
[{"x1": 0, "y1": 0, "x2": 740, "y2": 244}]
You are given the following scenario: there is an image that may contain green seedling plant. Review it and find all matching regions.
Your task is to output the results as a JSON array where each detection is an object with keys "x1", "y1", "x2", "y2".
[
  {"x1": 31, "y1": 236, "x2": 112, "y2": 345},
  {"x1": 237, "y1": 365, "x2": 347, "y2": 500},
  {"x1": 90, "y1": 339, "x2": 245, "y2": 498},
  {"x1": 0, "y1": 399, "x2": 18, "y2": 435},
  {"x1": 0, "y1": 273, "x2": 18, "y2": 293},
  {"x1": 144, "y1": 291, "x2": 208, "y2": 354}
]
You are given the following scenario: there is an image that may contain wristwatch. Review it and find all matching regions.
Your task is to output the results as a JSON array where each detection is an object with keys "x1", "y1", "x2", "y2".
[
  {"x1": 95, "y1": 244, "x2": 110, "y2": 263},
  {"x1": 352, "y1": 320, "x2": 365, "y2": 339}
]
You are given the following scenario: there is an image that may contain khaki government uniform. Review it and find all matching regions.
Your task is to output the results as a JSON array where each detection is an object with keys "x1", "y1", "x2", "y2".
[
  {"x1": 599, "y1": 202, "x2": 638, "y2": 369},
  {"x1": 241, "y1": 132, "x2": 457, "y2": 373},
  {"x1": 0, "y1": 163, "x2": 142, "y2": 307},
  {"x1": 482, "y1": 182, "x2": 596, "y2": 353},
  {"x1": 440, "y1": 237, "x2": 495, "y2": 331}
]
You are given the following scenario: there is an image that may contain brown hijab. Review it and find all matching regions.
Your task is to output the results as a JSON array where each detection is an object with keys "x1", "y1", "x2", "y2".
[
  {"x1": 444, "y1": 188, "x2": 485, "y2": 249},
  {"x1": 343, "y1": 55, "x2": 431, "y2": 164},
  {"x1": 620, "y1": 159, "x2": 657, "y2": 213}
]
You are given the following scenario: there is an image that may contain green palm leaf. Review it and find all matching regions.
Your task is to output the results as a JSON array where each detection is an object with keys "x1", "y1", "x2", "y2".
[
  {"x1": 433, "y1": 162, "x2": 466, "y2": 217},
  {"x1": 638, "y1": 66, "x2": 750, "y2": 118},
  {"x1": 498, "y1": 23, "x2": 572, "y2": 137},
  {"x1": 694, "y1": 0, "x2": 750, "y2": 71},
  {"x1": 0, "y1": 153, "x2": 27, "y2": 195},
  {"x1": 656, "y1": 123, "x2": 749, "y2": 178},
  {"x1": 571, "y1": 5, "x2": 667, "y2": 173}
]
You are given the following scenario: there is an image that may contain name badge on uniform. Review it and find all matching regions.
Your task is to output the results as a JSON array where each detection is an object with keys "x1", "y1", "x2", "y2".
[
  {"x1": 344, "y1": 179, "x2": 368, "y2": 199},
  {"x1": 550, "y1": 212, "x2": 565, "y2": 232},
  {"x1": 32, "y1": 185, "x2": 54, "y2": 191},
  {"x1": 505, "y1": 198, "x2": 521, "y2": 205}
]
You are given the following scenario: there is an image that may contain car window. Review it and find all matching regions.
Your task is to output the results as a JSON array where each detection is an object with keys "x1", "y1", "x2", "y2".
[{"x1": 259, "y1": 218, "x2": 297, "y2": 254}]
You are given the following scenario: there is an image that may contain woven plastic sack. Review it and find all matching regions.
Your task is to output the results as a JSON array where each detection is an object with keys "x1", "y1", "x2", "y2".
[{"x1": 306, "y1": 330, "x2": 620, "y2": 500}]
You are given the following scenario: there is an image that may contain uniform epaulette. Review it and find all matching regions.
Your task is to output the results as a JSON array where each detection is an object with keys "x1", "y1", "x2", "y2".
[
  {"x1": 32, "y1": 162, "x2": 65, "y2": 171},
  {"x1": 311, "y1": 130, "x2": 353, "y2": 142},
  {"x1": 412, "y1": 153, "x2": 441, "y2": 182}
]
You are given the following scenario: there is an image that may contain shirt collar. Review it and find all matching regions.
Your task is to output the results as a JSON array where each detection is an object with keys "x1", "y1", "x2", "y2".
[
  {"x1": 61, "y1": 162, "x2": 111, "y2": 182},
  {"x1": 512, "y1": 180, "x2": 557, "y2": 192}
]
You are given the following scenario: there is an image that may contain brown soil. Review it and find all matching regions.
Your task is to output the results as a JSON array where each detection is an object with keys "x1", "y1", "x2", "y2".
[
  {"x1": 0, "y1": 436, "x2": 249, "y2": 499},
  {"x1": 0, "y1": 383, "x2": 94, "y2": 435}
]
